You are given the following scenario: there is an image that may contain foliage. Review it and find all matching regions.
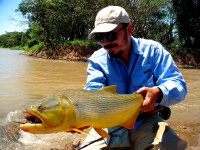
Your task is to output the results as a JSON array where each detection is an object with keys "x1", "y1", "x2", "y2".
[
  {"x1": 125, "y1": 0, "x2": 169, "y2": 38},
  {"x1": 0, "y1": 32, "x2": 24, "y2": 48},
  {"x1": 22, "y1": 23, "x2": 44, "y2": 47},
  {"x1": 0, "y1": 0, "x2": 199, "y2": 50},
  {"x1": 172, "y1": 0, "x2": 200, "y2": 48},
  {"x1": 28, "y1": 42, "x2": 44, "y2": 52}
]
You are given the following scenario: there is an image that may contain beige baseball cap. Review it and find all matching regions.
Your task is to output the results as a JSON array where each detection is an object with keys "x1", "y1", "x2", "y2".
[{"x1": 88, "y1": 6, "x2": 131, "y2": 39}]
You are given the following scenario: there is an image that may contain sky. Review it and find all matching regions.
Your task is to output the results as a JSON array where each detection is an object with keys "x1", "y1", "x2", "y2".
[{"x1": 0, "y1": 0, "x2": 28, "y2": 35}]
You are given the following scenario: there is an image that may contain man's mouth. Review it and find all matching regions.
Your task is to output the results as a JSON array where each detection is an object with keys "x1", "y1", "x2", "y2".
[{"x1": 104, "y1": 44, "x2": 118, "y2": 49}]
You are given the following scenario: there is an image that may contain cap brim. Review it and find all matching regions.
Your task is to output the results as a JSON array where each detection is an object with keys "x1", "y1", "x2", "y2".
[{"x1": 88, "y1": 23, "x2": 118, "y2": 39}]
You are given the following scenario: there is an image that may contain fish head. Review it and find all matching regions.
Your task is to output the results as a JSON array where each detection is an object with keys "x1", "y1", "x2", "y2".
[{"x1": 20, "y1": 95, "x2": 76, "y2": 134}]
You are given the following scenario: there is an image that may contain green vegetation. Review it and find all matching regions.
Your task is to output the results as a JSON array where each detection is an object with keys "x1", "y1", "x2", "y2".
[{"x1": 0, "y1": 0, "x2": 199, "y2": 52}]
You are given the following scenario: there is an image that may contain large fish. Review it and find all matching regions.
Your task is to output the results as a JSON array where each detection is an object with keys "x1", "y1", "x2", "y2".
[{"x1": 20, "y1": 86, "x2": 143, "y2": 138}]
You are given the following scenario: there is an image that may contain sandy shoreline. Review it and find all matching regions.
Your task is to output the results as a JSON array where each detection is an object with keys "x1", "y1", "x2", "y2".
[{"x1": 168, "y1": 121, "x2": 200, "y2": 149}]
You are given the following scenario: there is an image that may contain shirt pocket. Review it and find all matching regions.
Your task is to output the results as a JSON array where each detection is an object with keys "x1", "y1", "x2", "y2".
[{"x1": 130, "y1": 64, "x2": 155, "y2": 88}]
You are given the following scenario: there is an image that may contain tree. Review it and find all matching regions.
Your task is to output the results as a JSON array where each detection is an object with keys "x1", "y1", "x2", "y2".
[
  {"x1": 22, "y1": 23, "x2": 44, "y2": 47},
  {"x1": 16, "y1": 0, "x2": 99, "y2": 44},
  {"x1": 14, "y1": 0, "x2": 182, "y2": 48},
  {"x1": 172, "y1": 0, "x2": 200, "y2": 48},
  {"x1": 123, "y1": 0, "x2": 171, "y2": 40},
  {"x1": 0, "y1": 32, "x2": 24, "y2": 47}
]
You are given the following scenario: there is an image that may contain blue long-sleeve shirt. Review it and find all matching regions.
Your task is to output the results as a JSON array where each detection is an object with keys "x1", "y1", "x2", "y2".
[{"x1": 84, "y1": 36, "x2": 187, "y2": 129}]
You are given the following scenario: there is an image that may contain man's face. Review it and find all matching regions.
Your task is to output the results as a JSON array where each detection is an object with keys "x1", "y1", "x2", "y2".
[{"x1": 99, "y1": 24, "x2": 131, "y2": 58}]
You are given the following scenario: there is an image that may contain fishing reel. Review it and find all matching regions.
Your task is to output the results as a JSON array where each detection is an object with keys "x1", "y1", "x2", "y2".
[{"x1": 158, "y1": 106, "x2": 171, "y2": 120}]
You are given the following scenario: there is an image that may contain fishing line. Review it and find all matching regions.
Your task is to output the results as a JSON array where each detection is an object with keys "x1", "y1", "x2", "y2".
[{"x1": 78, "y1": 127, "x2": 123, "y2": 150}]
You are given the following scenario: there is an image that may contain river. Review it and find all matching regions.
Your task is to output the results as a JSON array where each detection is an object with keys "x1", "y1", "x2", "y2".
[{"x1": 0, "y1": 48, "x2": 199, "y2": 149}]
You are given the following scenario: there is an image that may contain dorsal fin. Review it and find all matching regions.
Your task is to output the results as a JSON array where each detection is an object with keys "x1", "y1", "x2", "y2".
[{"x1": 99, "y1": 85, "x2": 117, "y2": 94}]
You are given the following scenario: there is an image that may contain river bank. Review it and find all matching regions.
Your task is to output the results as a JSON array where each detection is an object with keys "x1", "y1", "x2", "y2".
[{"x1": 22, "y1": 44, "x2": 200, "y2": 69}]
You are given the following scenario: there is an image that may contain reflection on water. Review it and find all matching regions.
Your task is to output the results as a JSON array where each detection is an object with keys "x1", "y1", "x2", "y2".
[{"x1": 0, "y1": 48, "x2": 200, "y2": 149}]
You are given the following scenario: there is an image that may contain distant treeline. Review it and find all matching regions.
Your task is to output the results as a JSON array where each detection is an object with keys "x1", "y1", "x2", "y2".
[{"x1": 0, "y1": 0, "x2": 199, "y2": 50}]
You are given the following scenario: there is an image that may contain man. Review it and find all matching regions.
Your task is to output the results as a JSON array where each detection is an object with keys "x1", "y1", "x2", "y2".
[{"x1": 81, "y1": 5, "x2": 187, "y2": 150}]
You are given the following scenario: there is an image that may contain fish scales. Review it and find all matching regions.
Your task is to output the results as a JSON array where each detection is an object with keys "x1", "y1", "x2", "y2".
[
  {"x1": 60, "y1": 89, "x2": 142, "y2": 128},
  {"x1": 62, "y1": 90, "x2": 134, "y2": 114}
]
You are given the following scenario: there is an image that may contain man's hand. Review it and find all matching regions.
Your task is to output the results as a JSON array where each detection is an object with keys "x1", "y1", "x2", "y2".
[{"x1": 137, "y1": 86, "x2": 161, "y2": 112}]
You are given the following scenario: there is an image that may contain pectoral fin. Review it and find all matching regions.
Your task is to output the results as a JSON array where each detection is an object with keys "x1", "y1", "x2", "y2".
[{"x1": 94, "y1": 128, "x2": 110, "y2": 138}]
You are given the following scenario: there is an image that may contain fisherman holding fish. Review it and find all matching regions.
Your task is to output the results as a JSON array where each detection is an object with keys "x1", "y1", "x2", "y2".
[
  {"x1": 81, "y1": 5, "x2": 187, "y2": 150},
  {"x1": 19, "y1": 5, "x2": 188, "y2": 150}
]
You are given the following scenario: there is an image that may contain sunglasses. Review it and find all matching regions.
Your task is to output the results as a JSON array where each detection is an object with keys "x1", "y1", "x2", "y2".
[{"x1": 94, "y1": 25, "x2": 126, "y2": 43}]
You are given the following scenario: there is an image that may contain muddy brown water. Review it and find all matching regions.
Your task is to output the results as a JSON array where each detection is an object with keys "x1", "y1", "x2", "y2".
[{"x1": 0, "y1": 48, "x2": 199, "y2": 149}]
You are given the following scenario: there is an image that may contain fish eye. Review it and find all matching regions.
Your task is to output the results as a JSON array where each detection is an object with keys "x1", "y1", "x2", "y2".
[{"x1": 37, "y1": 104, "x2": 43, "y2": 111}]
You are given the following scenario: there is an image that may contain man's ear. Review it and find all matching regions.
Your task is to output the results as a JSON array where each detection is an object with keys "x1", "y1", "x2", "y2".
[{"x1": 127, "y1": 23, "x2": 133, "y2": 36}]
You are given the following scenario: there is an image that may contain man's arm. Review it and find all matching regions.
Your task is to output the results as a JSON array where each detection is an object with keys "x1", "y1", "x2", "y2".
[
  {"x1": 154, "y1": 47, "x2": 187, "y2": 106},
  {"x1": 84, "y1": 59, "x2": 105, "y2": 90},
  {"x1": 137, "y1": 44, "x2": 187, "y2": 111}
]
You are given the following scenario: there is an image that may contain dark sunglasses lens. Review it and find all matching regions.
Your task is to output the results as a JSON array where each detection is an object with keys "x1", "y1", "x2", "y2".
[
  {"x1": 105, "y1": 32, "x2": 117, "y2": 41},
  {"x1": 94, "y1": 32, "x2": 117, "y2": 42}
]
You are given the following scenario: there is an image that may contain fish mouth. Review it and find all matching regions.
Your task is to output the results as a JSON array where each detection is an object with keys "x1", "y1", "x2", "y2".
[
  {"x1": 20, "y1": 110, "x2": 47, "y2": 133},
  {"x1": 22, "y1": 110, "x2": 42, "y2": 124}
]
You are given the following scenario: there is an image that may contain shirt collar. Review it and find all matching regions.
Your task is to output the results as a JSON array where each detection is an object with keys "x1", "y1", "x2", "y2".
[{"x1": 130, "y1": 36, "x2": 143, "y2": 55}]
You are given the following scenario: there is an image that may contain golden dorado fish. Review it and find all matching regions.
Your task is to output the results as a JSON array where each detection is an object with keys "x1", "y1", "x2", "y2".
[{"x1": 20, "y1": 86, "x2": 143, "y2": 138}]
